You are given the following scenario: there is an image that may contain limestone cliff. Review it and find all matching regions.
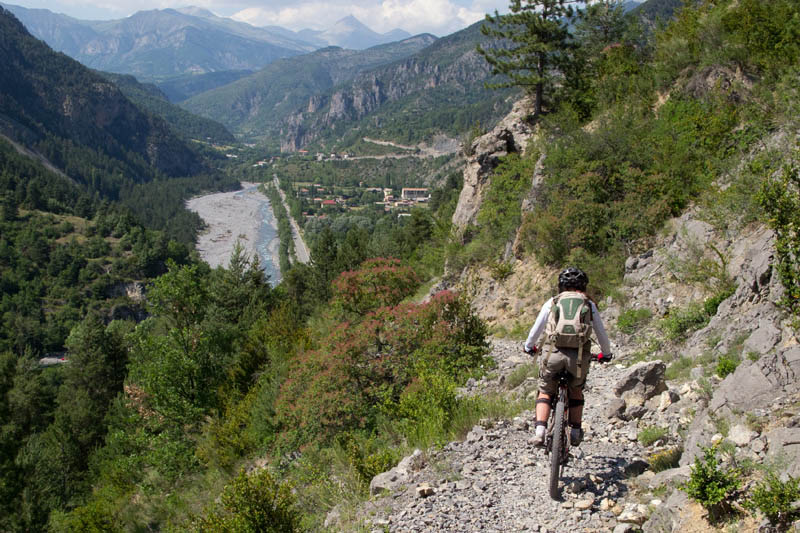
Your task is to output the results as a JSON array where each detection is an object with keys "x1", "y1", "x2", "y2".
[{"x1": 450, "y1": 96, "x2": 537, "y2": 233}]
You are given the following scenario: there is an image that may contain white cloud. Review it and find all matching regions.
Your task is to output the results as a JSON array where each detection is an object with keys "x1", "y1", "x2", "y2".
[
  {"x1": 232, "y1": 0, "x2": 488, "y2": 35},
  {"x1": 15, "y1": 0, "x2": 507, "y2": 35}
]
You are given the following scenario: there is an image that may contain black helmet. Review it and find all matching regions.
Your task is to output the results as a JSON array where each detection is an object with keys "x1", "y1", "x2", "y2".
[{"x1": 558, "y1": 267, "x2": 588, "y2": 291}]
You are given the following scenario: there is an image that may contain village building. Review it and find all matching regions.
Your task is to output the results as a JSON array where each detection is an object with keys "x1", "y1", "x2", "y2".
[{"x1": 401, "y1": 187, "x2": 429, "y2": 201}]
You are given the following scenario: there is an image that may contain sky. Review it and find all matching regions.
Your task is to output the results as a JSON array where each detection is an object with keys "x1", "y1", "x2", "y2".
[{"x1": 5, "y1": 0, "x2": 511, "y2": 36}]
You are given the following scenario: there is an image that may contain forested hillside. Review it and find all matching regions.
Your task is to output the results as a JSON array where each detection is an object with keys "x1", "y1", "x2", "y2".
[
  {"x1": 1, "y1": 0, "x2": 799, "y2": 531},
  {"x1": 0, "y1": 7, "x2": 238, "y2": 242},
  {"x1": 101, "y1": 73, "x2": 236, "y2": 145}
]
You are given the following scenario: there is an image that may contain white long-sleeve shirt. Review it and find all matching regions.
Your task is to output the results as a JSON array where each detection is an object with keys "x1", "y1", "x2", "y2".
[{"x1": 524, "y1": 296, "x2": 612, "y2": 355}]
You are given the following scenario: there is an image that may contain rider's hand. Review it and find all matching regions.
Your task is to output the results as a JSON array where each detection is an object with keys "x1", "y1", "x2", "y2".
[
  {"x1": 596, "y1": 352, "x2": 613, "y2": 363},
  {"x1": 522, "y1": 343, "x2": 538, "y2": 355}
]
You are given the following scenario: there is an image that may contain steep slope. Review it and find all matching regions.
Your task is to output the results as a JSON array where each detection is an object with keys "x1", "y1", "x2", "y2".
[
  {"x1": 1, "y1": 4, "x2": 311, "y2": 80},
  {"x1": 0, "y1": 7, "x2": 204, "y2": 182},
  {"x1": 156, "y1": 69, "x2": 254, "y2": 102},
  {"x1": 101, "y1": 72, "x2": 236, "y2": 144},
  {"x1": 181, "y1": 34, "x2": 438, "y2": 146}
]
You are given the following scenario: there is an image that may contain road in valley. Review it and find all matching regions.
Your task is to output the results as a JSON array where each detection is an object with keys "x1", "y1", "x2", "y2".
[{"x1": 272, "y1": 175, "x2": 310, "y2": 264}]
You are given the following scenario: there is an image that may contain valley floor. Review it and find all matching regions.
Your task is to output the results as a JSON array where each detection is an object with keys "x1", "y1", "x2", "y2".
[{"x1": 186, "y1": 182, "x2": 282, "y2": 280}]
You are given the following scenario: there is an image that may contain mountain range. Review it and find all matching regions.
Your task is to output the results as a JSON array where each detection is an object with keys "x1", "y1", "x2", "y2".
[
  {"x1": 0, "y1": 3, "x2": 412, "y2": 81},
  {"x1": 182, "y1": 21, "x2": 515, "y2": 151}
]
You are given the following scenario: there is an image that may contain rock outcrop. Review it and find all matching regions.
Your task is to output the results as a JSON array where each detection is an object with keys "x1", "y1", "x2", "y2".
[{"x1": 451, "y1": 97, "x2": 536, "y2": 233}]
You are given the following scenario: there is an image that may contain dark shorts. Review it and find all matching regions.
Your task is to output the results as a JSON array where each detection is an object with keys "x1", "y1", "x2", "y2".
[{"x1": 538, "y1": 345, "x2": 592, "y2": 396}]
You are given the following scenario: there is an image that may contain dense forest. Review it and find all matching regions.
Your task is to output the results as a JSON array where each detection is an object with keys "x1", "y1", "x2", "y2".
[{"x1": 0, "y1": 0, "x2": 799, "y2": 531}]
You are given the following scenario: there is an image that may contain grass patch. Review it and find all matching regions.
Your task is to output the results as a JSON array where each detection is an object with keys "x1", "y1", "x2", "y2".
[
  {"x1": 506, "y1": 363, "x2": 538, "y2": 390},
  {"x1": 638, "y1": 426, "x2": 669, "y2": 447},
  {"x1": 617, "y1": 308, "x2": 653, "y2": 334},
  {"x1": 665, "y1": 355, "x2": 695, "y2": 381},
  {"x1": 649, "y1": 446, "x2": 683, "y2": 473}
]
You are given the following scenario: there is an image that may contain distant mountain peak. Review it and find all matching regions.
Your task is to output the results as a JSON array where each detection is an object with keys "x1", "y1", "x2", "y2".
[
  {"x1": 175, "y1": 6, "x2": 217, "y2": 18},
  {"x1": 318, "y1": 14, "x2": 411, "y2": 49}
]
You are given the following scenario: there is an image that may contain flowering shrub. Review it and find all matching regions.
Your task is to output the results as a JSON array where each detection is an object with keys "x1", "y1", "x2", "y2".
[
  {"x1": 273, "y1": 290, "x2": 489, "y2": 451},
  {"x1": 331, "y1": 257, "x2": 420, "y2": 315}
]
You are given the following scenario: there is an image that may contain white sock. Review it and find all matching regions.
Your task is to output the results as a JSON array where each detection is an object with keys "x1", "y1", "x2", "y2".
[{"x1": 535, "y1": 425, "x2": 546, "y2": 438}]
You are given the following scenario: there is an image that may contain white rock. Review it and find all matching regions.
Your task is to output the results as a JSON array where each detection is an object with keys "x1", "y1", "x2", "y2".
[
  {"x1": 728, "y1": 424, "x2": 756, "y2": 446},
  {"x1": 575, "y1": 498, "x2": 595, "y2": 510}
]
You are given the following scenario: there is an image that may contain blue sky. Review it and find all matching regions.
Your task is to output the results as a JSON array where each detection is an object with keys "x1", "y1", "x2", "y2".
[{"x1": 6, "y1": 0, "x2": 510, "y2": 35}]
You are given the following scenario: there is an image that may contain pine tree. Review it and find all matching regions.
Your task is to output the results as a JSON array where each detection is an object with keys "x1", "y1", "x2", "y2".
[{"x1": 477, "y1": 0, "x2": 576, "y2": 116}]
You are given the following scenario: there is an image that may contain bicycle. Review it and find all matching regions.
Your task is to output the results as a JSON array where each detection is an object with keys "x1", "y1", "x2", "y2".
[
  {"x1": 543, "y1": 353, "x2": 611, "y2": 500},
  {"x1": 545, "y1": 367, "x2": 572, "y2": 500}
]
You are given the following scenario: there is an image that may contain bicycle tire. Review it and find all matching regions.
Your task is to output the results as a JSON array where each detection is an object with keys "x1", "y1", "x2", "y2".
[{"x1": 549, "y1": 388, "x2": 567, "y2": 500}]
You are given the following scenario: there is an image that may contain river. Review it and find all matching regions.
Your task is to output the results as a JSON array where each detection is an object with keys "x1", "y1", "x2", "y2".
[{"x1": 186, "y1": 181, "x2": 282, "y2": 285}]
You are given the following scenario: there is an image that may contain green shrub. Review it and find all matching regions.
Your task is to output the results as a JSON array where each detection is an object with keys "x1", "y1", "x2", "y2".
[
  {"x1": 649, "y1": 446, "x2": 683, "y2": 473},
  {"x1": 617, "y1": 308, "x2": 653, "y2": 334},
  {"x1": 683, "y1": 444, "x2": 741, "y2": 523},
  {"x1": 661, "y1": 302, "x2": 709, "y2": 340},
  {"x1": 189, "y1": 468, "x2": 301, "y2": 532},
  {"x1": 715, "y1": 355, "x2": 739, "y2": 378},
  {"x1": 745, "y1": 472, "x2": 800, "y2": 528},
  {"x1": 490, "y1": 260, "x2": 515, "y2": 281},
  {"x1": 759, "y1": 154, "x2": 800, "y2": 316},
  {"x1": 50, "y1": 498, "x2": 123, "y2": 533},
  {"x1": 342, "y1": 434, "x2": 400, "y2": 485},
  {"x1": 638, "y1": 426, "x2": 668, "y2": 447}
]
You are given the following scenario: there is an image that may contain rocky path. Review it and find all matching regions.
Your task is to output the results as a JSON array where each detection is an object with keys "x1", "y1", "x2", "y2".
[{"x1": 357, "y1": 339, "x2": 685, "y2": 533}]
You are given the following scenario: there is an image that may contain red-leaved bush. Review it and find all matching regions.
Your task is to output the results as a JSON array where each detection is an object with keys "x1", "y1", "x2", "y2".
[
  {"x1": 331, "y1": 257, "x2": 420, "y2": 315},
  {"x1": 273, "y1": 290, "x2": 488, "y2": 451}
]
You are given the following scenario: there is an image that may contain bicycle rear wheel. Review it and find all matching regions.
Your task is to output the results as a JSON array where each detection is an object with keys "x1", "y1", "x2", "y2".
[{"x1": 549, "y1": 388, "x2": 567, "y2": 500}]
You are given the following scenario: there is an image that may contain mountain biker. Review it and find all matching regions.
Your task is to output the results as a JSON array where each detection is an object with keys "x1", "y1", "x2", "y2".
[{"x1": 523, "y1": 267, "x2": 613, "y2": 447}]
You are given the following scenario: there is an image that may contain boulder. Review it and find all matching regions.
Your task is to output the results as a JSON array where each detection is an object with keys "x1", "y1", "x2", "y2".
[
  {"x1": 765, "y1": 427, "x2": 800, "y2": 479},
  {"x1": 369, "y1": 469, "x2": 408, "y2": 496},
  {"x1": 369, "y1": 449, "x2": 423, "y2": 496},
  {"x1": 607, "y1": 397, "x2": 627, "y2": 420},
  {"x1": 710, "y1": 347, "x2": 800, "y2": 414},
  {"x1": 613, "y1": 360, "x2": 668, "y2": 401},
  {"x1": 728, "y1": 424, "x2": 757, "y2": 447},
  {"x1": 648, "y1": 465, "x2": 691, "y2": 490},
  {"x1": 642, "y1": 489, "x2": 690, "y2": 533},
  {"x1": 743, "y1": 321, "x2": 781, "y2": 355}
]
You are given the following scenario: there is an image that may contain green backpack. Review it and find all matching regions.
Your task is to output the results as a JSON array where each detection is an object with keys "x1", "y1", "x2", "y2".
[{"x1": 546, "y1": 291, "x2": 593, "y2": 349}]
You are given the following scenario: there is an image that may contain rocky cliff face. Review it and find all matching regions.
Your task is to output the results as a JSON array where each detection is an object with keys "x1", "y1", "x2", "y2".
[
  {"x1": 451, "y1": 96, "x2": 537, "y2": 233},
  {"x1": 280, "y1": 49, "x2": 497, "y2": 151}
]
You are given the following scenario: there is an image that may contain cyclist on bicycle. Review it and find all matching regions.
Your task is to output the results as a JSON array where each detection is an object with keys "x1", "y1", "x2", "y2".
[{"x1": 523, "y1": 267, "x2": 613, "y2": 447}]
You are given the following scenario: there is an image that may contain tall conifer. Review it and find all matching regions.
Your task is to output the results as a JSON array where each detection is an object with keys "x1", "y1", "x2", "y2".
[{"x1": 477, "y1": 0, "x2": 576, "y2": 116}]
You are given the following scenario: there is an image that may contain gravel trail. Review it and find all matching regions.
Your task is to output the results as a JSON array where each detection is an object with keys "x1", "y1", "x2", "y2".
[{"x1": 361, "y1": 339, "x2": 656, "y2": 533}]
